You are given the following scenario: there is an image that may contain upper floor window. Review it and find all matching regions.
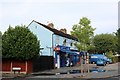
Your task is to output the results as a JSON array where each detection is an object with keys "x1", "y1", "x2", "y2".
[
  {"x1": 63, "y1": 39, "x2": 66, "y2": 45},
  {"x1": 70, "y1": 42, "x2": 73, "y2": 46},
  {"x1": 56, "y1": 35, "x2": 59, "y2": 44},
  {"x1": 35, "y1": 26, "x2": 37, "y2": 29}
]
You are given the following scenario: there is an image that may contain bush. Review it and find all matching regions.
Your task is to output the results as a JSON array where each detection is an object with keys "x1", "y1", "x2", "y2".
[
  {"x1": 106, "y1": 51, "x2": 114, "y2": 59},
  {"x1": 112, "y1": 56, "x2": 119, "y2": 63}
]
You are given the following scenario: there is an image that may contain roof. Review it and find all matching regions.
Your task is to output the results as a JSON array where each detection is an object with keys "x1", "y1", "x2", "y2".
[{"x1": 31, "y1": 20, "x2": 78, "y2": 41}]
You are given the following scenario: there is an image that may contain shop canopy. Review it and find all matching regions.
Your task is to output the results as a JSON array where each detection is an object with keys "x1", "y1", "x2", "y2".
[{"x1": 55, "y1": 45, "x2": 80, "y2": 55}]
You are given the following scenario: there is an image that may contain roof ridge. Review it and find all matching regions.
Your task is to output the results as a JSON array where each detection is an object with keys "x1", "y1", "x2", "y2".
[{"x1": 32, "y1": 20, "x2": 78, "y2": 41}]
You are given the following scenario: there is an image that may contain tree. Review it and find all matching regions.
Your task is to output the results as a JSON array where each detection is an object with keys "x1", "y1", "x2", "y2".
[
  {"x1": 93, "y1": 33, "x2": 117, "y2": 54},
  {"x1": 87, "y1": 44, "x2": 96, "y2": 54},
  {"x1": 2, "y1": 25, "x2": 40, "y2": 60},
  {"x1": 106, "y1": 51, "x2": 114, "y2": 59},
  {"x1": 0, "y1": 31, "x2": 2, "y2": 56},
  {"x1": 71, "y1": 17, "x2": 96, "y2": 51},
  {"x1": 117, "y1": 28, "x2": 120, "y2": 54}
]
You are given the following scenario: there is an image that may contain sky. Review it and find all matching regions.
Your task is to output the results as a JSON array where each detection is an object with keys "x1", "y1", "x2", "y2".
[{"x1": 0, "y1": 0, "x2": 119, "y2": 35}]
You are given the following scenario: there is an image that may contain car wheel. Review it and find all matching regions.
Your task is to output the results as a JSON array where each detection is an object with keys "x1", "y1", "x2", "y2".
[
  {"x1": 107, "y1": 62, "x2": 109, "y2": 64},
  {"x1": 104, "y1": 63, "x2": 106, "y2": 66}
]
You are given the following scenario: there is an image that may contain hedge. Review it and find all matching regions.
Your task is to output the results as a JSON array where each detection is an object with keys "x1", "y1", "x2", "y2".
[{"x1": 112, "y1": 56, "x2": 120, "y2": 63}]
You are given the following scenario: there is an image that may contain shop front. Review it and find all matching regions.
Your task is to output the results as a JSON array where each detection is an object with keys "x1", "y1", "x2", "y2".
[{"x1": 54, "y1": 45, "x2": 81, "y2": 68}]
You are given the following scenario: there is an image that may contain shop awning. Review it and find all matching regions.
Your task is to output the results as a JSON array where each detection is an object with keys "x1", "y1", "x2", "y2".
[{"x1": 55, "y1": 45, "x2": 80, "y2": 56}]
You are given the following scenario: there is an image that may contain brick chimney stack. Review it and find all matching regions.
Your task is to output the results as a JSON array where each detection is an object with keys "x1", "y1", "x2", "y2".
[
  {"x1": 60, "y1": 28, "x2": 67, "y2": 34},
  {"x1": 47, "y1": 21, "x2": 54, "y2": 28}
]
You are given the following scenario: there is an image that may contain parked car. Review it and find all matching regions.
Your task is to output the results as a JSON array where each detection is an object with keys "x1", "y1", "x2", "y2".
[
  {"x1": 105, "y1": 58, "x2": 112, "y2": 64},
  {"x1": 96, "y1": 59, "x2": 106, "y2": 66},
  {"x1": 108, "y1": 58, "x2": 112, "y2": 63},
  {"x1": 90, "y1": 54, "x2": 112, "y2": 64}
]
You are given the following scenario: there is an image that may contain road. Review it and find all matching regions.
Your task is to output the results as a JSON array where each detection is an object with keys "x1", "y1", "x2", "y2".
[
  {"x1": 2, "y1": 75, "x2": 120, "y2": 80},
  {"x1": 26, "y1": 63, "x2": 119, "y2": 78},
  {"x1": 2, "y1": 62, "x2": 120, "y2": 79}
]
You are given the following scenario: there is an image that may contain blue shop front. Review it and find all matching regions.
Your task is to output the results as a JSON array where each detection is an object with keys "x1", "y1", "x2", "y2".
[{"x1": 54, "y1": 45, "x2": 81, "y2": 68}]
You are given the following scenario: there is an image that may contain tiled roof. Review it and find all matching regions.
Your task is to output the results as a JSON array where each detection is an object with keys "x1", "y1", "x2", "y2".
[{"x1": 32, "y1": 20, "x2": 78, "y2": 41}]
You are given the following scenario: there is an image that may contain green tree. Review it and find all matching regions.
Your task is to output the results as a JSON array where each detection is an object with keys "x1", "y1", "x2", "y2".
[
  {"x1": 0, "y1": 31, "x2": 2, "y2": 56},
  {"x1": 117, "y1": 28, "x2": 120, "y2": 54},
  {"x1": 71, "y1": 17, "x2": 96, "y2": 51},
  {"x1": 93, "y1": 33, "x2": 117, "y2": 54},
  {"x1": 87, "y1": 44, "x2": 95, "y2": 54},
  {"x1": 2, "y1": 25, "x2": 40, "y2": 60},
  {"x1": 106, "y1": 51, "x2": 114, "y2": 59}
]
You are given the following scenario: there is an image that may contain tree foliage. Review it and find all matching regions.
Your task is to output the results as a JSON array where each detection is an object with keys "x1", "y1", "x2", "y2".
[
  {"x1": 93, "y1": 33, "x2": 117, "y2": 53},
  {"x1": 0, "y1": 31, "x2": 2, "y2": 56},
  {"x1": 71, "y1": 17, "x2": 95, "y2": 51},
  {"x1": 2, "y1": 25, "x2": 40, "y2": 60},
  {"x1": 106, "y1": 51, "x2": 114, "y2": 59},
  {"x1": 117, "y1": 28, "x2": 120, "y2": 54}
]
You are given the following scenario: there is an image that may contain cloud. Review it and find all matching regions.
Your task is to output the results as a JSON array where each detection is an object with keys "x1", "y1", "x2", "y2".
[{"x1": 0, "y1": 0, "x2": 118, "y2": 34}]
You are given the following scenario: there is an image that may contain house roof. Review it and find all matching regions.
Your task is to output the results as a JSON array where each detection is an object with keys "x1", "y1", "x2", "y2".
[{"x1": 31, "y1": 20, "x2": 78, "y2": 41}]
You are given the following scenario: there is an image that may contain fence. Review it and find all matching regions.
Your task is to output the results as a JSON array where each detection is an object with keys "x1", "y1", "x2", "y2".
[
  {"x1": 32, "y1": 56, "x2": 54, "y2": 72},
  {"x1": 2, "y1": 59, "x2": 32, "y2": 73}
]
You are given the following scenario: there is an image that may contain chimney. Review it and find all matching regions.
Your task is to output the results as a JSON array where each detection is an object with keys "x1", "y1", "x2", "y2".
[
  {"x1": 47, "y1": 21, "x2": 54, "y2": 28},
  {"x1": 60, "y1": 28, "x2": 67, "y2": 34}
]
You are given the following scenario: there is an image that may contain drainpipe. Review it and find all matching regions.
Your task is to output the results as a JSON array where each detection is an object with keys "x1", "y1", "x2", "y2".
[
  {"x1": 52, "y1": 34, "x2": 55, "y2": 68},
  {"x1": 52, "y1": 34, "x2": 54, "y2": 56}
]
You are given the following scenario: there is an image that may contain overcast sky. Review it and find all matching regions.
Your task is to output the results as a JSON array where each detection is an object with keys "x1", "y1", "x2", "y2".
[{"x1": 0, "y1": 0, "x2": 119, "y2": 35}]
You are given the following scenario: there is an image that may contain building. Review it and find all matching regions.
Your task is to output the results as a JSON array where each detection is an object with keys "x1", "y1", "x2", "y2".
[{"x1": 28, "y1": 20, "x2": 80, "y2": 68}]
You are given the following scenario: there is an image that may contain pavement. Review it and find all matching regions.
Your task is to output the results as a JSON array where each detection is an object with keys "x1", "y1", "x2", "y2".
[
  {"x1": 2, "y1": 62, "x2": 120, "y2": 79},
  {"x1": 31, "y1": 64, "x2": 95, "y2": 74},
  {"x1": 27, "y1": 62, "x2": 120, "y2": 79}
]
